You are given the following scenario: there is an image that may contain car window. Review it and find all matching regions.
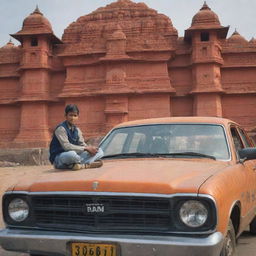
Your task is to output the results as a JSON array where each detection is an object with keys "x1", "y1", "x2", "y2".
[
  {"x1": 104, "y1": 132, "x2": 128, "y2": 155},
  {"x1": 230, "y1": 127, "x2": 244, "y2": 152},
  {"x1": 237, "y1": 127, "x2": 253, "y2": 147},
  {"x1": 128, "y1": 132, "x2": 146, "y2": 153},
  {"x1": 251, "y1": 137, "x2": 256, "y2": 147},
  {"x1": 101, "y1": 124, "x2": 230, "y2": 160}
]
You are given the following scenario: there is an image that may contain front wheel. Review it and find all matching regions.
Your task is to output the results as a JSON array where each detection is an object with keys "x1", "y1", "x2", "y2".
[
  {"x1": 220, "y1": 220, "x2": 237, "y2": 256},
  {"x1": 249, "y1": 215, "x2": 256, "y2": 234}
]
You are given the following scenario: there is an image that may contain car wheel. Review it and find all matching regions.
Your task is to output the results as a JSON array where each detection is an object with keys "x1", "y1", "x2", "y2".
[
  {"x1": 249, "y1": 215, "x2": 256, "y2": 234},
  {"x1": 220, "y1": 220, "x2": 237, "y2": 256}
]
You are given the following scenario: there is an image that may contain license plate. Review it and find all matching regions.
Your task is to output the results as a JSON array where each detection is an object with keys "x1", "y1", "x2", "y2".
[{"x1": 71, "y1": 243, "x2": 117, "y2": 256}]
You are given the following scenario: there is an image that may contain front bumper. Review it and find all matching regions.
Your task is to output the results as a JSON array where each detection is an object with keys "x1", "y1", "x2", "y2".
[{"x1": 0, "y1": 228, "x2": 224, "y2": 256}]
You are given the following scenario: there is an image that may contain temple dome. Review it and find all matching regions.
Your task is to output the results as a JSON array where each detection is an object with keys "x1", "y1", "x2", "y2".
[
  {"x1": 184, "y1": 2, "x2": 228, "y2": 41},
  {"x1": 62, "y1": 0, "x2": 177, "y2": 52},
  {"x1": 11, "y1": 6, "x2": 62, "y2": 44},
  {"x1": 0, "y1": 40, "x2": 19, "y2": 52},
  {"x1": 0, "y1": 40, "x2": 21, "y2": 64},
  {"x1": 17, "y1": 7, "x2": 53, "y2": 35},
  {"x1": 190, "y1": 2, "x2": 221, "y2": 29},
  {"x1": 249, "y1": 37, "x2": 256, "y2": 44},
  {"x1": 228, "y1": 30, "x2": 248, "y2": 44},
  {"x1": 1, "y1": 40, "x2": 16, "y2": 49}
]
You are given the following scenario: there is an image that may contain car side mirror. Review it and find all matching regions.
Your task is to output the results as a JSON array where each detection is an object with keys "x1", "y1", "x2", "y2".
[{"x1": 238, "y1": 147, "x2": 256, "y2": 161}]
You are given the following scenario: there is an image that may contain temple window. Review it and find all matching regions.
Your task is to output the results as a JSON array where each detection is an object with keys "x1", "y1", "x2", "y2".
[
  {"x1": 202, "y1": 47, "x2": 207, "y2": 56},
  {"x1": 31, "y1": 37, "x2": 38, "y2": 46},
  {"x1": 201, "y1": 32, "x2": 209, "y2": 41},
  {"x1": 30, "y1": 52, "x2": 37, "y2": 62}
]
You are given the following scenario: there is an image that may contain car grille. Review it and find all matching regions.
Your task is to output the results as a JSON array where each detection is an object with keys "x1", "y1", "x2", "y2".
[{"x1": 31, "y1": 195, "x2": 171, "y2": 233}]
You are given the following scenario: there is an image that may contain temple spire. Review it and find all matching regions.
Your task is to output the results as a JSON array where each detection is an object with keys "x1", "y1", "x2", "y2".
[
  {"x1": 201, "y1": 1, "x2": 210, "y2": 10},
  {"x1": 3, "y1": 39, "x2": 14, "y2": 47},
  {"x1": 249, "y1": 37, "x2": 256, "y2": 44},
  {"x1": 233, "y1": 29, "x2": 239, "y2": 35},
  {"x1": 32, "y1": 5, "x2": 42, "y2": 15}
]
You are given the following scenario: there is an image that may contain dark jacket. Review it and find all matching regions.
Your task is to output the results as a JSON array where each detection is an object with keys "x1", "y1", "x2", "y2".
[{"x1": 49, "y1": 121, "x2": 80, "y2": 164}]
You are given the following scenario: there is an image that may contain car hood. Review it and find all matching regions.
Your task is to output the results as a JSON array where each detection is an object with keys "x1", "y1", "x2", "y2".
[{"x1": 12, "y1": 159, "x2": 230, "y2": 194}]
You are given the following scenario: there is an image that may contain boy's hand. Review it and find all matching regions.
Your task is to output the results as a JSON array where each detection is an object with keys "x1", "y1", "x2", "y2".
[{"x1": 84, "y1": 146, "x2": 98, "y2": 156}]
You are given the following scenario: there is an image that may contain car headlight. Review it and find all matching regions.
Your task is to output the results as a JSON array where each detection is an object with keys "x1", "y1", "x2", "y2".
[
  {"x1": 8, "y1": 198, "x2": 29, "y2": 222},
  {"x1": 179, "y1": 200, "x2": 208, "y2": 228}
]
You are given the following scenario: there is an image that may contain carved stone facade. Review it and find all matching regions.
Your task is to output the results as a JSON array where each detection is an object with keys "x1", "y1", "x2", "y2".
[{"x1": 0, "y1": 0, "x2": 256, "y2": 148}]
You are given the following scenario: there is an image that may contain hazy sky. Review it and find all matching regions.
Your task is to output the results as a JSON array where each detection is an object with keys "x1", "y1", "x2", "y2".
[{"x1": 0, "y1": 0, "x2": 255, "y2": 47}]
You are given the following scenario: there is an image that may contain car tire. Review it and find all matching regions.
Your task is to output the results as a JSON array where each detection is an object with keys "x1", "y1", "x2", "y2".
[
  {"x1": 220, "y1": 220, "x2": 237, "y2": 256},
  {"x1": 249, "y1": 215, "x2": 256, "y2": 234}
]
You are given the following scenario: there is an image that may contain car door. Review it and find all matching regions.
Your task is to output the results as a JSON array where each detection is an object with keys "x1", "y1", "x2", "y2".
[
  {"x1": 230, "y1": 125, "x2": 256, "y2": 225},
  {"x1": 237, "y1": 126, "x2": 256, "y2": 210}
]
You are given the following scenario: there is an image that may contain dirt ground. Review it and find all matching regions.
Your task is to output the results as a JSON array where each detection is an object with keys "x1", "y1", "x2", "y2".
[{"x1": 0, "y1": 165, "x2": 255, "y2": 256}]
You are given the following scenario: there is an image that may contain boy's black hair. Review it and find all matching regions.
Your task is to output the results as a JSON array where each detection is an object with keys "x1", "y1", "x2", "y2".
[{"x1": 65, "y1": 104, "x2": 79, "y2": 115}]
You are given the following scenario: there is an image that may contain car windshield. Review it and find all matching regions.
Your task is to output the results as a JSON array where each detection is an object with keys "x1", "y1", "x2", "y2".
[{"x1": 100, "y1": 124, "x2": 230, "y2": 160}]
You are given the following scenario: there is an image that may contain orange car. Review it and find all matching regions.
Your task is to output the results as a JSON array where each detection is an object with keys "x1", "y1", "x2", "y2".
[{"x1": 1, "y1": 117, "x2": 256, "y2": 256}]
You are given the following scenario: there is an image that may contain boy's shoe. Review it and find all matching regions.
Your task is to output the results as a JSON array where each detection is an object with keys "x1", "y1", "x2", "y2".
[
  {"x1": 85, "y1": 160, "x2": 103, "y2": 169},
  {"x1": 72, "y1": 163, "x2": 85, "y2": 170}
]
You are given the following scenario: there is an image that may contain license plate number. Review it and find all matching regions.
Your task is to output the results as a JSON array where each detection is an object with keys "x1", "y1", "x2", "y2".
[{"x1": 71, "y1": 243, "x2": 117, "y2": 256}]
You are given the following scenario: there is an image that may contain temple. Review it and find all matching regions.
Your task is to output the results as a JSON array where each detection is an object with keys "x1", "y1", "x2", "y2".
[{"x1": 0, "y1": 0, "x2": 256, "y2": 149}]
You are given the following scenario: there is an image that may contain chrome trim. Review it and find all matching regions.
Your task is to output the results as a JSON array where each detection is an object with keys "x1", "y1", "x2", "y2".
[
  {"x1": 5, "y1": 191, "x2": 216, "y2": 200},
  {"x1": 221, "y1": 123, "x2": 232, "y2": 161},
  {"x1": 4, "y1": 191, "x2": 218, "y2": 235},
  {"x1": 0, "y1": 229, "x2": 224, "y2": 256}
]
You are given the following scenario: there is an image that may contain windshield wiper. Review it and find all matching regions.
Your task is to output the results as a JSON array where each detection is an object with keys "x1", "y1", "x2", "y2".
[
  {"x1": 163, "y1": 152, "x2": 216, "y2": 160},
  {"x1": 102, "y1": 152, "x2": 216, "y2": 160},
  {"x1": 102, "y1": 152, "x2": 158, "y2": 159}
]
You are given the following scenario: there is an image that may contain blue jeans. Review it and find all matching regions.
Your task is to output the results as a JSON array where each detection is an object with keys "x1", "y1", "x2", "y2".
[{"x1": 54, "y1": 148, "x2": 104, "y2": 169}]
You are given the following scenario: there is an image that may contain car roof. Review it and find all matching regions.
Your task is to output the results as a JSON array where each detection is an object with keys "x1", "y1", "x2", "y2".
[{"x1": 115, "y1": 116, "x2": 238, "y2": 128}]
